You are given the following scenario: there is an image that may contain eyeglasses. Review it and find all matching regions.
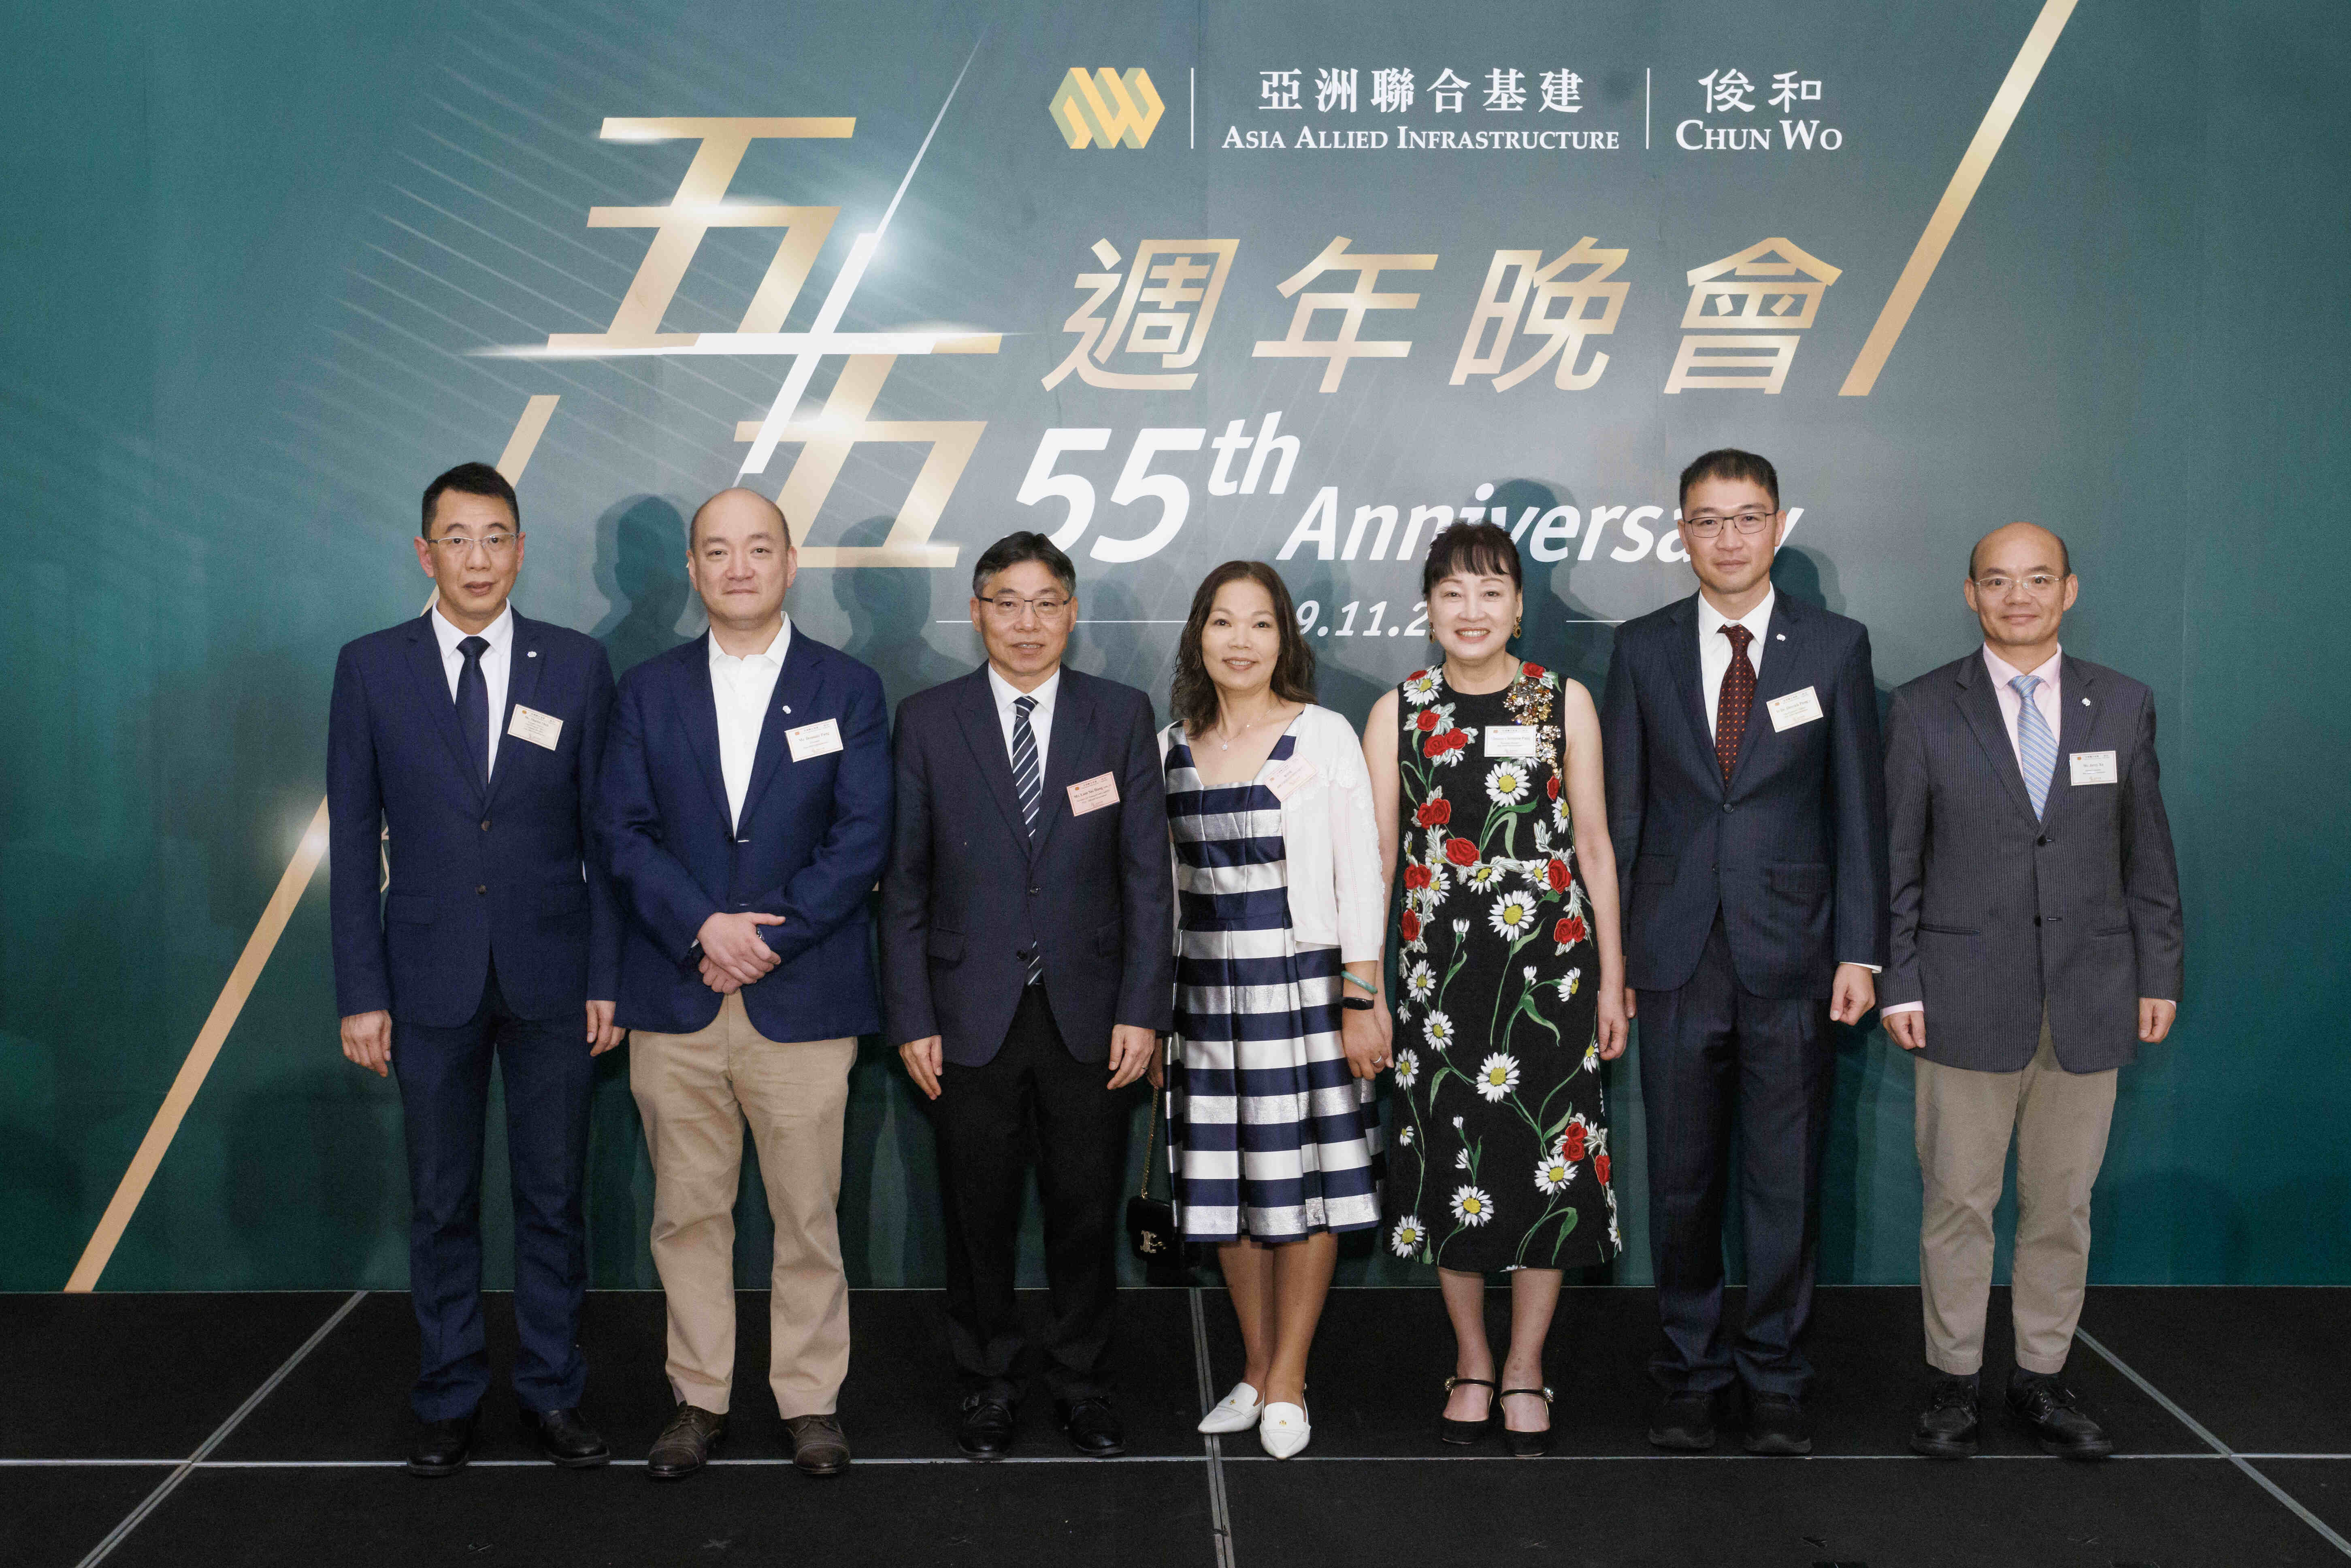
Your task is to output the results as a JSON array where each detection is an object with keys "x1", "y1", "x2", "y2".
[
  {"x1": 982, "y1": 593, "x2": 1071, "y2": 620},
  {"x1": 426, "y1": 532, "x2": 519, "y2": 556},
  {"x1": 1973, "y1": 572, "x2": 2064, "y2": 595},
  {"x1": 1682, "y1": 509, "x2": 1775, "y2": 541}
]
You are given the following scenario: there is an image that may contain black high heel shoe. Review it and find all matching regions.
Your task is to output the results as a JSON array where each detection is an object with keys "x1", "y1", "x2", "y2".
[
  {"x1": 1440, "y1": 1376, "x2": 1497, "y2": 1445},
  {"x1": 1499, "y1": 1386, "x2": 1555, "y2": 1457}
]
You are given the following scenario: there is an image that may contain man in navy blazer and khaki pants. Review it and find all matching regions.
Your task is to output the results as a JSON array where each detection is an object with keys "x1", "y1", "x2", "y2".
[
  {"x1": 882, "y1": 532, "x2": 1173, "y2": 1461},
  {"x1": 1601, "y1": 450, "x2": 1889, "y2": 1457},
  {"x1": 329, "y1": 461, "x2": 622, "y2": 1476},
  {"x1": 1885, "y1": 522, "x2": 2182, "y2": 1461},
  {"x1": 600, "y1": 489, "x2": 891, "y2": 1480}
]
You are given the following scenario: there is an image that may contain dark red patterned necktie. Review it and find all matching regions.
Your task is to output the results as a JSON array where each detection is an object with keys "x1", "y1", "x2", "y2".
[{"x1": 1715, "y1": 623, "x2": 1755, "y2": 783}]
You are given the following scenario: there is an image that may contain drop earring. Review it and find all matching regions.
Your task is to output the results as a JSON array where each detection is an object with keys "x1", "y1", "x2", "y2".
[{"x1": 1513, "y1": 617, "x2": 1523, "y2": 638}]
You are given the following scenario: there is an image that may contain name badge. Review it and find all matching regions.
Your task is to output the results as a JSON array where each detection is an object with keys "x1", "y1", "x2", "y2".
[
  {"x1": 1067, "y1": 771, "x2": 1120, "y2": 815},
  {"x1": 2069, "y1": 750, "x2": 2118, "y2": 786},
  {"x1": 1264, "y1": 758, "x2": 1318, "y2": 801},
  {"x1": 785, "y1": 718, "x2": 843, "y2": 761},
  {"x1": 507, "y1": 705, "x2": 563, "y2": 750},
  {"x1": 1484, "y1": 724, "x2": 1539, "y2": 758},
  {"x1": 1766, "y1": 686, "x2": 1825, "y2": 731}
]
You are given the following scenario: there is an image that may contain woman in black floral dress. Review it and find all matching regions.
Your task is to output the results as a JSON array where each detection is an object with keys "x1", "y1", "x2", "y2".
[{"x1": 1361, "y1": 521, "x2": 1630, "y2": 1455}]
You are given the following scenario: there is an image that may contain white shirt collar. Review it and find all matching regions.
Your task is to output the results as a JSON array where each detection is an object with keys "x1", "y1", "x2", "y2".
[
  {"x1": 430, "y1": 601, "x2": 513, "y2": 656},
  {"x1": 987, "y1": 662, "x2": 1061, "y2": 715},
  {"x1": 1696, "y1": 587, "x2": 1775, "y2": 643},
  {"x1": 1982, "y1": 643, "x2": 2062, "y2": 688},
  {"x1": 709, "y1": 615, "x2": 791, "y2": 671}
]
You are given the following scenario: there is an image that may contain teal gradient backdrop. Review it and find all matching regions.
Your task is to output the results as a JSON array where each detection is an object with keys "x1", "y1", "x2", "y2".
[{"x1": 2, "y1": 0, "x2": 2344, "y2": 1291}]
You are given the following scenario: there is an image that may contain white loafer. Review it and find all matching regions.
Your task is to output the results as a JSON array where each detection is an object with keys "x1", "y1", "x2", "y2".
[
  {"x1": 1259, "y1": 1402, "x2": 1310, "y2": 1458},
  {"x1": 1197, "y1": 1383, "x2": 1263, "y2": 1434}
]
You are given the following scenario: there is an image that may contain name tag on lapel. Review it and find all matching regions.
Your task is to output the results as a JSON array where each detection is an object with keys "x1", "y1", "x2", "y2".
[
  {"x1": 1067, "y1": 771, "x2": 1120, "y2": 814},
  {"x1": 1264, "y1": 758, "x2": 1318, "y2": 801},
  {"x1": 1483, "y1": 724, "x2": 1538, "y2": 758},
  {"x1": 2069, "y1": 750, "x2": 2118, "y2": 786},
  {"x1": 507, "y1": 705, "x2": 563, "y2": 750},
  {"x1": 786, "y1": 718, "x2": 843, "y2": 761},
  {"x1": 1765, "y1": 686, "x2": 1824, "y2": 731}
]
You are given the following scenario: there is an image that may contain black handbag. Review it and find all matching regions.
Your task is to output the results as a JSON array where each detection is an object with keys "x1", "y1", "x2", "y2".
[{"x1": 1125, "y1": 1075, "x2": 1180, "y2": 1262}]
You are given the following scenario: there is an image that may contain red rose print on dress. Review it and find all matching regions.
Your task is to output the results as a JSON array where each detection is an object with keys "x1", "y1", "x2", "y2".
[
  {"x1": 1594, "y1": 1152, "x2": 1610, "y2": 1185},
  {"x1": 1545, "y1": 775, "x2": 1561, "y2": 801},
  {"x1": 1553, "y1": 914, "x2": 1586, "y2": 948},
  {"x1": 1521, "y1": 663, "x2": 1547, "y2": 679},
  {"x1": 1416, "y1": 709, "x2": 1441, "y2": 732},
  {"x1": 1444, "y1": 838, "x2": 1479, "y2": 867},
  {"x1": 1561, "y1": 1123, "x2": 1589, "y2": 1162},
  {"x1": 1401, "y1": 910, "x2": 1422, "y2": 943},
  {"x1": 1546, "y1": 858, "x2": 1570, "y2": 892},
  {"x1": 1403, "y1": 864, "x2": 1434, "y2": 891},
  {"x1": 1416, "y1": 798, "x2": 1451, "y2": 827}
]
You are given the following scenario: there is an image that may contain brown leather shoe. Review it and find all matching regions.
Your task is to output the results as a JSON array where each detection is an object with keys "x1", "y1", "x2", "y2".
[
  {"x1": 785, "y1": 1412, "x2": 850, "y2": 1476},
  {"x1": 647, "y1": 1402, "x2": 726, "y2": 1480}
]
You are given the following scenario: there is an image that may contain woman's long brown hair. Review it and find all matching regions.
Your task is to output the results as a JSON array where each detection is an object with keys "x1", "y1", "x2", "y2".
[{"x1": 1170, "y1": 560, "x2": 1318, "y2": 737}]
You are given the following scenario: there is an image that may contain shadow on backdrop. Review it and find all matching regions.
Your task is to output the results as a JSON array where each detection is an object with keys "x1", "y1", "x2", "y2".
[{"x1": 591, "y1": 494, "x2": 694, "y2": 679}]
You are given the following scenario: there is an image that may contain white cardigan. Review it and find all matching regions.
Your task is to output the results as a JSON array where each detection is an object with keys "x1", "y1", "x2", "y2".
[{"x1": 1159, "y1": 703, "x2": 1387, "y2": 963}]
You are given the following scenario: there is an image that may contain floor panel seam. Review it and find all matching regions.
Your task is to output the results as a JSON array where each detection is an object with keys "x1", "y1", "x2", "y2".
[
  {"x1": 70, "y1": 1289, "x2": 367, "y2": 1568},
  {"x1": 1188, "y1": 1287, "x2": 1237, "y2": 1568},
  {"x1": 2078, "y1": 1327, "x2": 2351, "y2": 1559}
]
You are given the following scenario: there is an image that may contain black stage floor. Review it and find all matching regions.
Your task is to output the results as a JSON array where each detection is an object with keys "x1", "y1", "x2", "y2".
[{"x1": 5, "y1": 1286, "x2": 2347, "y2": 1567}]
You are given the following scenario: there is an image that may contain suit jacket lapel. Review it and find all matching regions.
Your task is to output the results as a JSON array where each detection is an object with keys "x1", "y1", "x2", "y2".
[
  {"x1": 2044, "y1": 656, "x2": 2101, "y2": 829},
  {"x1": 1727, "y1": 597, "x2": 1798, "y2": 793},
  {"x1": 677, "y1": 635, "x2": 732, "y2": 831},
  {"x1": 1954, "y1": 654, "x2": 2040, "y2": 825},
  {"x1": 405, "y1": 616, "x2": 485, "y2": 805},
  {"x1": 483, "y1": 614, "x2": 546, "y2": 812},
  {"x1": 1028, "y1": 671, "x2": 1095, "y2": 860},
  {"x1": 952, "y1": 667, "x2": 1033, "y2": 851},
  {"x1": 1665, "y1": 595, "x2": 1720, "y2": 794},
  {"x1": 736, "y1": 633, "x2": 816, "y2": 829}
]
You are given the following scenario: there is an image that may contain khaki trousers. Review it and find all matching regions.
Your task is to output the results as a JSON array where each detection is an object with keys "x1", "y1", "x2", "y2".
[
  {"x1": 629, "y1": 992, "x2": 856, "y2": 1417},
  {"x1": 1915, "y1": 1016, "x2": 2117, "y2": 1376}
]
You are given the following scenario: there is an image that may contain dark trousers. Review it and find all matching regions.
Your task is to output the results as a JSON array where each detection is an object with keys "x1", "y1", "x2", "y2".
[
  {"x1": 931, "y1": 986, "x2": 1122, "y2": 1404},
  {"x1": 393, "y1": 960, "x2": 594, "y2": 1421},
  {"x1": 1638, "y1": 914, "x2": 1833, "y2": 1399}
]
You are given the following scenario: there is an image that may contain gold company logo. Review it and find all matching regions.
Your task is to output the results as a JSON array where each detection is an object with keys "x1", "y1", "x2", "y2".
[{"x1": 1050, "y1": 68, "x2": 1165, "y2": 149}]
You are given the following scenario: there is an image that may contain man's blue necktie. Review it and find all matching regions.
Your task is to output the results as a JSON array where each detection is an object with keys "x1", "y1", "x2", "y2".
[
  {"x1": 2012, "y1": 673, "x2": 2056, "y2": 818},
  {"x1": 456, "y1": 635, "x2": 490, "y2": 790}
]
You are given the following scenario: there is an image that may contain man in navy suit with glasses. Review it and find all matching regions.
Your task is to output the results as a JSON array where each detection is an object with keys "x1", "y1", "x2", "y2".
[{"x1": 328, "y1": 461, "x2": 622, "y2": 1476}]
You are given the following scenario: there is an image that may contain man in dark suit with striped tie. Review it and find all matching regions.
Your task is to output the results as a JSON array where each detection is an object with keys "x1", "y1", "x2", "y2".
[
  {"x1": 880, "y1": 532, "x2": 1174, "y2": 1461},
  {"x1": 1884, "y1": 522, "x2": 2181, "y2": 1461}
]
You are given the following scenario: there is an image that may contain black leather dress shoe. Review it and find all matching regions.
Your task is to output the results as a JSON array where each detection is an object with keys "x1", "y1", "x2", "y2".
[
  {"x1": 1646, "y1": 1390, "x2": 1719, "y2": 1451},
  {"x1": 408, "y1": 1412, "x2": 476, "y2": 1478},
  {"x1": 1743, "y1": 1392, "x2": 1813, "y2": 1455},
  {"x1": 1910, "y1": 1373, "x2": 1981, "y2": 1459},
  {"x1": 647, "y1": 1402, "x2": 727, "y2": 1479},
  {"x1": 524, "y1": 1406, "x2": 611, "y2": 1468},
  {"x1": 957, "y1": 1395, "x2": 1017, "y2": 1461},
  {"x1": 1057, "y1": 1397, "x2": 1127, "y2": 1457},
  {"x1": 784, "y1": 1413, "x2": 851, "y2": 1476},
  {"x1": 2008, "y1": 1374, "x2": 2113, "y2": 1459}
]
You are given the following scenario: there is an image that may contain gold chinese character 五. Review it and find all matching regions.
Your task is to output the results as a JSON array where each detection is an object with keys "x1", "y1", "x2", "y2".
[
  {"x1": 1042, "y1": 239, "x2": 1240, "y2": 391},
  {"x1": 1253, "y1": 236, "x2": 1439, "y2": 393},
  {"x1": 1663, "y1": 238, "x2": 1840, "y2": 394},
  {"x1": 1451, "y1": 238, "x2": 1630, "y2": 391}
]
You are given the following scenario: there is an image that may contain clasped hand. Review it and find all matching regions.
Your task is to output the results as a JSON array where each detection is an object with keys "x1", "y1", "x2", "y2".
[{"x1": 697, "y1": 910, "x2": 784, "y2": 993}]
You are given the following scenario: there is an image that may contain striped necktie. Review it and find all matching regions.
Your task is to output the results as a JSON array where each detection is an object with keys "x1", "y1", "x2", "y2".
[
  {"x1": 2011, "y1": 674, "x2": 2057, "y2": 818},
  {"x1": 1011, "y1": 694, "x2": 1043, "y2": 984}
]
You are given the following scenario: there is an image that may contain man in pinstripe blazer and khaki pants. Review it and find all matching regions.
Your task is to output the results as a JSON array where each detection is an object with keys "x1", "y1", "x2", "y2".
[{"x1": 1883, "y1": 522, "x2": 2183, "y2": 1461}]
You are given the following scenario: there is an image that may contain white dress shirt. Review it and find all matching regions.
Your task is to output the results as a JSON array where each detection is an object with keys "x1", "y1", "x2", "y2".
[
  {"x1": 987, "y1": 663, "x2": 1061, "y2": 778},
  {"x1": 710, "y1": 618, "x2": 790, "y2": 832},
  {"x1": 429, "y1": 601, "x2": 513, "y2": 779},
  {"x1": 1697, "y1": 588, "x2": 1775, "y2": 741},
  {"x1": 1982, "y1": 644, "x2": 2064, "y2": 769}
]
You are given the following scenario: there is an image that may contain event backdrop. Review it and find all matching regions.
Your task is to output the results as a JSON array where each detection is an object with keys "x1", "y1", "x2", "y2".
[{"x1": 3, "y1": 0, "x2": 2344, "y2": 1293}]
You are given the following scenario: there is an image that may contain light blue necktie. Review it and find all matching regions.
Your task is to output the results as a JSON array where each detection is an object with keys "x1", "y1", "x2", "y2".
[{"x1": 2012, "y1": 674, "x2": 2057, "y2": 818}]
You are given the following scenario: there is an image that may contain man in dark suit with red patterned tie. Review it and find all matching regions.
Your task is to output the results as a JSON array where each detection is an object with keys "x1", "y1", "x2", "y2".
[{"x1": 1599, "y1": 449, "x2": 1889, "y2": 1456}]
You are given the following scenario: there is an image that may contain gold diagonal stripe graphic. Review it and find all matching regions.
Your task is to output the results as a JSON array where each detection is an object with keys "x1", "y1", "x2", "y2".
[
  {"x1": 65, "y1": 396, "x2": 559, "y2": 1292},
  {"x1": 1838, "y1": 0, "x2": 2077, "y2": 396}
]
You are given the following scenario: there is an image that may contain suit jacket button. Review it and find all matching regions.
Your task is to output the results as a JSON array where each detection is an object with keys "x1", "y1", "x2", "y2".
[
  {"x1": 481, "y1": 819, "x2": 491, "y2": 832},
  {"x1": 2036, "y1": 835, "x2": 2049, "y2": 846},
  {"x1": 2033, "y1": 915, "x2": 2042, "y2": 926},
  {"x1": 1721, "y1": 802, "x2": 1733, "y2": 814},
  {"x1": 476, "y1": 884, "x2": 488, "y2": 895},
  {"x1": 1029, "y1": 886, "x2": 1040, "y2": 896}
]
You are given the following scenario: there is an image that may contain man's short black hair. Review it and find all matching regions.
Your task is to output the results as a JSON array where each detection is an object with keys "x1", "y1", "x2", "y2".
[
  {"x1": 420, "y1": 462, "x2": 518, "y2": 538},
  {"x1": 1969, "y1": 526, "x2": 2072, "y2": 579},
  {"x1": 1676, "y1": 448, "x2": 1780, "y2": 512},
  {"x1": 971, "y1": 531, "x2": 1077, "y2": 598}
]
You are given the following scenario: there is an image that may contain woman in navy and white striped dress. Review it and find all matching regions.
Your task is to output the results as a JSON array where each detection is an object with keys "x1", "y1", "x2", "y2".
[{"x1": 1156, "y1": 561, "x2": 1390, "y2": 1461}]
